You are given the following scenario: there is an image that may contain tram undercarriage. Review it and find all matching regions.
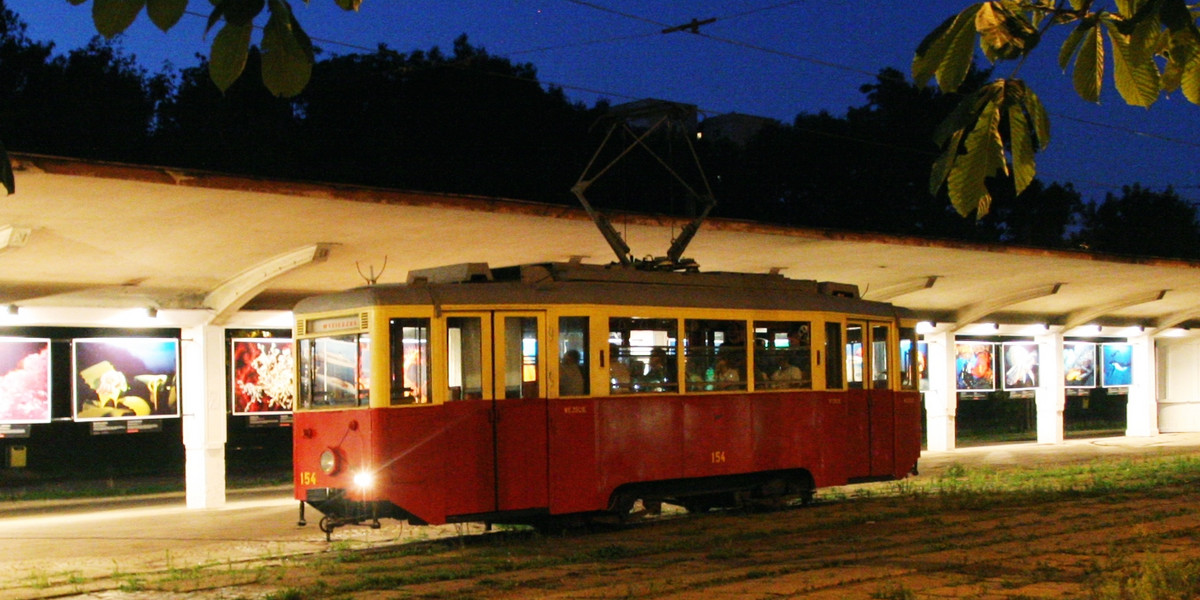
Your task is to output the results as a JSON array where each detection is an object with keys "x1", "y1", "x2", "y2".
[{"x1": 302, "y1": 468, "x2": 825, "y2": 540}]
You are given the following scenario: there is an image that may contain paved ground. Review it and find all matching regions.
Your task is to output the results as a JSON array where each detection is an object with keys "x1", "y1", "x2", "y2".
[{"x1": 918, "y1": 431, "x2": 1200, "y2": 475}]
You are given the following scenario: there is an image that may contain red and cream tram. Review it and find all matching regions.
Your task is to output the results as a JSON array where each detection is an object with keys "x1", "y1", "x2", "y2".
[{"x1": 293, "y1": 261, "x2": 922, "y2": 536}]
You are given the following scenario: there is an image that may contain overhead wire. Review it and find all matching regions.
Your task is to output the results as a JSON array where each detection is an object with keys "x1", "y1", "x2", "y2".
[
  {"x1": 174, "y1": 2, "x2": 1190, "y2": 197},
  {"x1": 551, "y1": 0, "x2": 1197, "y2": 197}
]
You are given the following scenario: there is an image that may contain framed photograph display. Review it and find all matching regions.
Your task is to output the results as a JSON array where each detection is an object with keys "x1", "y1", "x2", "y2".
[
  {"x1": 1002, "y1": 342, "x2": 1039, "y2": 390},
  {"x1": 231, "y1": 338, "x2": 295, "y2": 415},
  {"x1": 1101, "y1": 343, "x2": 1133, "y2": 388},
  {"x1": 73, "y1": 338, "x2": 180, "y2": 421},
  {"x1": 0, "y1": 338, "x2": 51, "y2": 424},
  {"x1": 955, "y1": 342, "x2": 995, "y2": 391},
  {"x1": 1063, "y1": 342, "x2": 1097, "y2": 388}
]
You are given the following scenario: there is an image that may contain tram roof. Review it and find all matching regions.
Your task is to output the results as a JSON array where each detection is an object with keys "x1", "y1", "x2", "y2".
[
  {"x1": 293, "y1": 261, "x2": 909, "y2": 319},
  {"x1": 3, "y1": 152, "x2": 1200, "y2": 336}
]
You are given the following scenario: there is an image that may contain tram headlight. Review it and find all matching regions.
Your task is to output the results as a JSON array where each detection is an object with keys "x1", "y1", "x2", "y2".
[
  {"x1": 352, "y1": 470, "x2": 375, "y2": 490},
  {"x1": 319, "y1": 449, "x2": 340, "y2": 475}
]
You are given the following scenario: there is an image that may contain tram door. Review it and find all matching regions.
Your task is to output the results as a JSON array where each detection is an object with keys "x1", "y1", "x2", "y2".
[
  {"x1": 490, "y1": 313, "x2": 549, "y2": 511},
  {"x1": 444, "y1": 311, "x2": 548, "y2": 515},
  {"x1": 845, "y1": 321, "x2": 897, "y2": 478}
]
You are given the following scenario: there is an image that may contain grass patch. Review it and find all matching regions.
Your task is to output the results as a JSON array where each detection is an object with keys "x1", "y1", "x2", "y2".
[
  {"x1": 871, "y1": 582, "x2": 917, "y2": 600},
  {"x1": 900, "y1": 455, "x2": 1200, "y2": 510},
  {"x1": 1090, "y1": 554, "x2": 1200, "y2": 599}
]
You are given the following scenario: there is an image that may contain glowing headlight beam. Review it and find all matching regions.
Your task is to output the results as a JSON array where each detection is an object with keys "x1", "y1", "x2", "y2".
[{"x1": 352, "y1": 471, "x2": 375, "y2": 489}]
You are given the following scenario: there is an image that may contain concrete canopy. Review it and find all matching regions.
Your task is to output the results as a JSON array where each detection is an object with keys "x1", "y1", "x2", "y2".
[{"x1": 1, "y1": 152, "x2": 1198, "y2": 333}]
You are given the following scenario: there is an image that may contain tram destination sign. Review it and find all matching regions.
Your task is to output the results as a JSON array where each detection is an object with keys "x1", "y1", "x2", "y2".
[{"x1": 306, "y1": 314, "x2": 365, "y2": 335}]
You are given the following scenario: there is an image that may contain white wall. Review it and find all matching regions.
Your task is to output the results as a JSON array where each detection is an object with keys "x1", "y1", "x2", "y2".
[{"x1": 1157, "y1": 337, "x2": 1200, "y2": 433}]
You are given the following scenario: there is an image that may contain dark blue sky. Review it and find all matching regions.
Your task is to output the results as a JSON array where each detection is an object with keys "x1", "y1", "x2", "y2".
[{"x1": 6, "y1": 0, "x2": 1197, "y2": 203}]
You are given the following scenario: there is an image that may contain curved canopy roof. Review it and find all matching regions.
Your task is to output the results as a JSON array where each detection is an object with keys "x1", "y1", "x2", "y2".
[{"x1": 1, "y1": 153, "x2": 1196, "y2": 336}]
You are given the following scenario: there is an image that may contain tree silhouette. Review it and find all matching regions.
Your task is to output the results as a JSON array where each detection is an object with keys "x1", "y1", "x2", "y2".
[
  {"x1": 703, "y1": 67, "x2": 1084, "y2": 244},
  {"x1": 294, "y1": 35, "x2": 600, "y2": 202},
  {"x1": 1073, "y1": 185, "x2": 1200, "y2": 259},
  {"x1": 152, "y1": 48, "x2": 301, "y2": 177}
]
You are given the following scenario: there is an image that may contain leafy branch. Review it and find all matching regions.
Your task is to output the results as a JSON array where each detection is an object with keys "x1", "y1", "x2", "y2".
[
  {"x1": 915, "y1": 0, "x2": 1200, "y2": 217},
  {"x1": 71, "y1": 0, "x2": 364, "y2": 97}
]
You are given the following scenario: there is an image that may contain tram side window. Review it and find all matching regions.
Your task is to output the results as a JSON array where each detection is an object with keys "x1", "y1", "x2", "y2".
[
  {"x1": 753, "y1": 321, "x2": 812, "y2": 390},
  {"x1": 825, "y1": 322, "x2": 844, "y2": 389},
  {"x1": 871, "y1": 324, "x2": 890, "y2": 389},
  {"x1": 298, "y1": 334, "x2": 366, "y2": 409},
  {"x1": 846, "y1": 323, "x2": 865, "y2": 389},
  {"x1": 685, "y1": 319, "x2": 747, "y2": 392},
  {"x1": 389, "y1": 318, "x2": 430, "y2": 404},
  {"x1": 609, "y1": 317, "x2": 677, "y2": 394},
  {"x1": 504, "y1": 316, "x2": 540, "y2": 399},
  {"x1": 447, "y1": 317, "x2": 484, "y2": 401},
  {"x1": 899, "y1": 327, "x2": 920, "y2": 390},
  {"x1": 558, "y1": 316, "x2": 589, "y2": 396}
]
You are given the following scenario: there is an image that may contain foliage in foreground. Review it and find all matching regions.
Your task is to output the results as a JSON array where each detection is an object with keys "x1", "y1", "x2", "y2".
[{"x1": 916, "y1": 1, "x2": 1200, "y2": 218}]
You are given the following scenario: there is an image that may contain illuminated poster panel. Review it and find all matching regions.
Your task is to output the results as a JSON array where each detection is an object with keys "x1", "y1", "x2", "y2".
[
  {"x1": 0, "y1": 338, "x2": 51, "y2": 424},
  {"x1": 73, "y1": 338, "x2": 180, "y2": 421},
  {"x1": 231, "y1": 338, "x2": 295, "y2": 414},
  {"x1": 955, "y1": 342, "x2": 995, "y2": 391},
  {"x1": 1002, "y1": 342, "x2": 1039, "y2": 390},
  {"x1": 1101, "y1": 343, "x2": 1133, "y2": 388},
  {"x1": 1064, "y1": 342, "x2": 1097, "y2": 388}
]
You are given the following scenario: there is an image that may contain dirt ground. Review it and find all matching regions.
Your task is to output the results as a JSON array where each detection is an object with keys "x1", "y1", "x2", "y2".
[{"x1": 9, "y1": 435, "x2": 1200, "y2": 600}]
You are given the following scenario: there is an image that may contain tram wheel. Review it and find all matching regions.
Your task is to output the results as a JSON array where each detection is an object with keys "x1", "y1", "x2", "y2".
[
  {"x1": 611, "y1": 491, "x2": 638, "y2": 523},
  {"x1": 798, "y1": 489, "x2": 816, "y2": 506},
  {"x1": 319, "y1": 516, "x2": 335, "y2": 541}
]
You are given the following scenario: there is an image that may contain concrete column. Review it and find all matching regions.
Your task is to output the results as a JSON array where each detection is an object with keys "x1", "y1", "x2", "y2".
[
  {"x1": 924, "y1": 330, "x2": 958, "y2": 451},
  {"x1": 181, "y1": 324, "x2": 227, "y2": 508},
  {"x1": 1126, "y1": 333, "x2": 1159, "y2": 437},
  {"x1": 1035, "y1": 330, "x2": 1065, "y2": 444}
]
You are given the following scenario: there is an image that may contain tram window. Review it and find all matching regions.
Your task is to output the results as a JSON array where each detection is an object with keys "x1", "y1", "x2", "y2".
[
  {"x1": 685, "y1": 319, "x2": 747, "y2": 392},
  {"x1": 558, "y1": 316, "x2": 589, "y2": 396},
  {"x1": 447, "y1": 317, "x2": 484, "y2": 401},
  {"x1": 753, "y1": 321, "x2": 812, "y2": 390},
  {"x1": 609, "y1": 317, "x2": 677, "y2": 394},
  {"x1": 504, "y1": 316, "x2": 539, "y2": 399},
  {"x1": 846, "y1": 323, "x2": 865, "y2": 389},
  {"x1": 390, "y1": 318, "x2": 430, "y2": 404},
  {"x1": 355, "y1": 336, "x2": 369, "y2": 400},
  {"x1": 825, "y1": 322, "x2": 844, "y2": 389},
  {"x1": 871, "y1": 324, "x2": 890, "y2": 389},
  {"x1": 298, "y1": 334, "x2": 366, "y2": 409},
  {"x1": 900, "y1": 327, "x2": 920, "y2": 390}
]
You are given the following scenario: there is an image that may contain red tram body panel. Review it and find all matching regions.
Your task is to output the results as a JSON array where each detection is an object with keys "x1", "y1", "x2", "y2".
[
  {"x1": 292, "y1": 261, "x2": 923, "y2": 532},
  {"x1": 293, "y1": 390, "x2": 922, "y2": 527}
]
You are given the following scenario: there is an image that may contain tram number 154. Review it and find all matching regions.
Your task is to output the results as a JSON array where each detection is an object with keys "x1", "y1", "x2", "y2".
[{"x1": 711, "y1": 450, "x2": 727, "y2": 464}]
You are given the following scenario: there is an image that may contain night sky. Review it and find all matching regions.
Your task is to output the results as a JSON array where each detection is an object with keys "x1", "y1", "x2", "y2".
[{"x1": 5, "y1": 0, "x2": 1198, "y2": 203}]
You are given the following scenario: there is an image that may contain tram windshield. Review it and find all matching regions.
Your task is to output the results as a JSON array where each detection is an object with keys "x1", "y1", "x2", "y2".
[{"x1": 298, "y1": 334, "x2": 369, "y2": 409}]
